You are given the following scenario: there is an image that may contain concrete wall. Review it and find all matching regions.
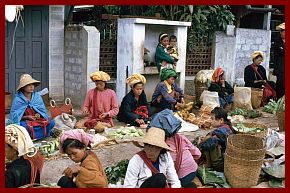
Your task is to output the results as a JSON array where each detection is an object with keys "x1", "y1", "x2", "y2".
[
  {"x1": 49, "y1": 5, "x2": 65, "y2": 101},
  {"x1": 212, "y1": 27, "x2": 271, "y2": 86},
  {"x1": 212, "y1": 31, "x2": 236, "y2": 85},
  {"x1": 64, "y1": 25, "x2": 100, "y2": 107}
]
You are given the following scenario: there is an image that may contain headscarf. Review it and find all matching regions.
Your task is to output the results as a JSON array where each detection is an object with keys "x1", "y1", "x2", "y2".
[
  {"x1": 251, "y1": 51, "x2": 264, "y2": 61},
  {"x1": 212, "y1": 67, "x2": 224, "y2": 83},
  {"x1": 59, "y1": 129, "x2": 94, "y2": 153},
  {"x1": 90, "y1": 71, "x2": 110, "y2": 82},
  {"x1": 5, "y1": 124, "x2": 36, "y2": 157},
  {"x1": 160, "y1": 68, "x2": 177, "y2": 81},
  {"x1": 276, "y1": 22, "x2": 285, "y2": 31},
  {"x1": 126, "y1": 73, "x2": 146, "y2": 87}
]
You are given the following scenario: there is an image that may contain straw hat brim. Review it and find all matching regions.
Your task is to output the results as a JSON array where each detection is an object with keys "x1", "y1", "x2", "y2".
[
  {"x1": 133, "y1": 137, "x2": 172, "y2": 151},
  {"x1": 16, "y1": 79, "x2": 40, "y2": 91}
]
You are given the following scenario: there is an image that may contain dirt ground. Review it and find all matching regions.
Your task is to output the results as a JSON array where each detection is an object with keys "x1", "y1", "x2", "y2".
[{"x1": 40, "y1": 106, "x2": 279, "y2": 185}]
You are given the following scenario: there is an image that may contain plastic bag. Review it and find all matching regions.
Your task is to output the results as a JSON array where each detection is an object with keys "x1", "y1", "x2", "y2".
[
  {"x1": 233, "y1": 87, "x2": 252, "y2": 110},
  {"x1": 200, "y1": 90, "x2": 220, "y2": 110}
]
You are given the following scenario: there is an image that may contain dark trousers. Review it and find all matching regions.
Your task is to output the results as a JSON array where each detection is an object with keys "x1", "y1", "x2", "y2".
[
  {"x1": 180, "y1": 172, "x2": 197, "y2": 188},
  {"x1": 276, "y1": 75, "x2": 285, "y2": 99},
  {"x1": 140, "y1": 173, "x2": 167, "y2": 188},
  {"x1": 57, "y1": 176, "x2": 77, "y2": 188}
]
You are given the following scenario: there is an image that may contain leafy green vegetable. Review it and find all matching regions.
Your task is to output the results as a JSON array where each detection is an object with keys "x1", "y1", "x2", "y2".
[
  {"x1": 262, "y1": 165, "x2": 285, "y2": 179},
  {"x1": 268, "y1": 178, "x2": 284, "y2": 188},
  {"x1": 197, "y1": 165, "x2": 230, "y2": 187},
  {"x1": 229, "y1": 108, "x2": 261, "y2": 118},
  {"x1": 234, "y1": 123, "x2": 265, "y2": 133},
  {"x1": 105, "y1": 159, "x2": 129, "y2": 184}
]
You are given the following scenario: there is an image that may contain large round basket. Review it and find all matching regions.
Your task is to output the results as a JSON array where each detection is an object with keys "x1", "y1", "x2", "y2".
[
  {"x1": 233, "y1": 123, "x2": 268, "y2": 138},
  {"x1": 277, "y1": 111, "x2": 285, "y2": 132},
  {"x1": 226, "y1": 134, "x2": 266, "y2": 160},
  {"x1": 195, "y1": 80, "x2": 208, "y2": 104},
  {"x1": 224, "y1": 153, "x2": 264, "y2": 188}
]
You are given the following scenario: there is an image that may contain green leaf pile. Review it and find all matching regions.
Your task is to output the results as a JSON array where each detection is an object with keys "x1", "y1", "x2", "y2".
[{"x1": 105, "y1": 159, "x2": 129, "y2": 184}]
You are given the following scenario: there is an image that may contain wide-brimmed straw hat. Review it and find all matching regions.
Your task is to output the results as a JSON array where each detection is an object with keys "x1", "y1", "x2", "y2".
[
  {"x1": 276, "y1": 22, "x2": 285, "y2": 31},
  {"x1": 16, "y1": 74, "x2": 40, "y2": 91},
  {"x1": 133, "y1": 127, "x2": 172, "y2": 151}
]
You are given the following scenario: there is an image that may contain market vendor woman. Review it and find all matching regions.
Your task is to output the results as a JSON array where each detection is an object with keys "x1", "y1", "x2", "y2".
[
  {"x1": 151, "y1": 68, "x2": 185, "y2": 111},
  {"x1": 10, "y1": 74, "x2": 55, "y2": 140},
  {"x1": 82, "y1": 71, "x2": 119, "y2": 129},
  {"x1": 117, "y1": 73, "x2": 149, "y2": 127},
  {"x1": 57, "y1": 129, "x2": 108, "y2": 188},
  {"x1": 124, "y1": 127, "x2": 181, "y2": 188}
]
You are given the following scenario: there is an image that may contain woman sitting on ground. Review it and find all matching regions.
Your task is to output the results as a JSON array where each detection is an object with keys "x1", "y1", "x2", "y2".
[
  {"x1": 82, "y1": 71, "x2": 119, "y2": 130},
  {"x1": 117, "y1": 73, "x2": 150, "y2": 127},
  {"x1": 124, "y1": 127, "x2": 181, "y2": 188},
  {"x1": 10, "y1": 74, "x2": 55, "y2": 140},
  {"x1": 208, "y1": 67, "x2": 234, "y2": 109},
  {"x1": 198, "y1": 107, "x2": 233, "y2": 172},
  {"x1": 151, "y1": 68, "x2": 185, "y2": 112},
  {"x1": 244, "y1": 51, "x2": 276, "y2": 103},
  {"x1": 5, "y1": 124, "x2": 45, "y2": 188},
  {"x1": 57, "y1": 129, "x2": 108, "y2": 188},
  {"x1": 166, "y1": 133, "x2": 201, "y2": 188}
]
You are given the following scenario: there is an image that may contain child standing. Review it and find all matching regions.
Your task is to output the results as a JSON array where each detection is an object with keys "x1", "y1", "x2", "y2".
[{"x1": 155, "y1": 33, "x2": 175, "y2": 73}]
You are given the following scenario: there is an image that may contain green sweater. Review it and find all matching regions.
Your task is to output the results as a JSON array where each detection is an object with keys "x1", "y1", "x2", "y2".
[{"x1": 155, "y1": 44, "x2": 175, "y2": 72}]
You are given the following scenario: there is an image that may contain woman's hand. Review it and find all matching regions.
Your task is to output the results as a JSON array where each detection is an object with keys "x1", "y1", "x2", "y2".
[
  {"x1": 135, "y1": 118, "x2": 145, "y2": 125},
  {"x1": 99, "y1": 112, "x2": 109, "y2": 120},
  {"x1": 63, "y1": 165, "x2": 81, "y2": 178},
  {"x1": 176, "y1": 102, "x2": 185, "y2": 109},
  {"x1": 35, "y1": 113, "x2": 41, "y2": 120},
  {"x1": 22, "y1": 115, "x2": 36, "y2": 121},
  {"x1": 82, "y1": 107, "x2": 90, "y2": 116}
]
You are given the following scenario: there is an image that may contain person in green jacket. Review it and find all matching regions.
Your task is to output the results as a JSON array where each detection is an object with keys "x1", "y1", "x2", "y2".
[{"x1": 155, "y1": 33, "x2": 175, "y2": 72}]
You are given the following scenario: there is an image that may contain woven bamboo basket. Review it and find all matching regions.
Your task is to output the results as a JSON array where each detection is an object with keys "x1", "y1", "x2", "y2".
[
  {"x1": 277, "y1": 111, "x2": 285, "y2": 132},
  {"x1": 19, "y1": 183, "x2": 59, "y2": 188},
  {"x1": 226, "y1": 134, "x2": 266, "y2": 160},
  {"x1": 195, "y1": 80, "x2": 208, "y2": 104},
  {"x1": 233, "y1": 123, "x2": 268, "y2": 138},
  {"x1": 251, "y1": 88, "x2": 263, "y2": 109},
  {"x1": 224, "y1": 153, "x2": 264, "y2": 188}
]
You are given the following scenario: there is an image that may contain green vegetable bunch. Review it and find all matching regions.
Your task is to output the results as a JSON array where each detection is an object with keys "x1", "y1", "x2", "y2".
[
  {"x1": 105, "y1": 159, "x2": 129, "y2": 184},
  {"x1": 229, "y1": 108, "x2": 261, "y2": 118},
  {"x1": 263, "y1": 99, "x2": 278, "y2": 114},
  {"x1": 108, "y1": 126, "x2": 144, "y2": 139}
]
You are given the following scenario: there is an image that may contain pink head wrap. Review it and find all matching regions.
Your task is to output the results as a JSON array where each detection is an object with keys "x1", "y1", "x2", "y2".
[
  {"x1": 212, "y1": 67, "x2": 224, "y2": 83},
  {"x1": 59, "y1": 129, "x2": 94, "y2": 153}
]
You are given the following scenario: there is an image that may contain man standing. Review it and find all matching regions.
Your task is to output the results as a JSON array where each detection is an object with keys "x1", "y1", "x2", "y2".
[{"x1": 273, "y1": 22, "x2": 285, "y2": 99}]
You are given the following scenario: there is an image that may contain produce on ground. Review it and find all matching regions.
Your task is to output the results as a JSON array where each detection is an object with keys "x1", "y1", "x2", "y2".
[
  {"x1": 229, "y1": 108, "x2": 261, "y2": 118},
  {"x1": 108, "y1": 126, "x2": 144, "y2": 140},
  {"x1": 263, "y1": 99, "x2": 278, "y2": 114},
  {"x1": 105, "y1": 159, "x2": 129, "y2": 184},
  {"x1": 37, "y1": 139, "x2": 60, "y2": 157},
  {"x1": 233, "y1": 122, "x2": 265, "y2": 134}
]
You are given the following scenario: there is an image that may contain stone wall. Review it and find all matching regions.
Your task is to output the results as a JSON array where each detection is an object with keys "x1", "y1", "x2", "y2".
[
  {"x1": 235, "y1": 28, "x2": 271, "y2": 85},
  {"x1": 49, "y1": 5, "x2": 65, "y2": 101},
  {"x1": 64, "y1": 25, "x2": 100, "y2": 107},
  {"x1": 211, "y1": 27, "x2": 271, "y2": 86}
]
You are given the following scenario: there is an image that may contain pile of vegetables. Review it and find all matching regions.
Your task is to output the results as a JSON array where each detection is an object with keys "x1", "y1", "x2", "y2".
[
  {"x1": 229, "y1": 108, "x2": 261, "y2": 118},
  {"x1": 263, "y1": 99, "x2": 278, "y2": 114},
  {"x1": 108, "y1": 126, "x2": 144, "y2": 140},
  {"x1": 105, "y1": 159, "x2": 129, "y2": 184},
  {"x1": 233, "y1": 123, "x2": 265, "y2": 134},
  {"x1": 176, "y1": 102, "x2": 195, "y2": 122},
  {"x1": 37, "y1": 139, "x2": 60, "y2": 157},
  {"x1": 263, "y1": 96, "x2": 285, "y2": 115}
]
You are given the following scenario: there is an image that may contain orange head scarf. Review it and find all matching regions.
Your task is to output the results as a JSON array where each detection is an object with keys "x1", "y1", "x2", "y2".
[{"x1": 212, "y1": 67, "x2": 224, "y2": 83}]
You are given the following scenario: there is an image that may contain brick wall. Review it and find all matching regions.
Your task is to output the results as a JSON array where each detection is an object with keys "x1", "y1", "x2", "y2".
[{"x1": 64, "y1": 25, "x2": 100, "y2": 107}]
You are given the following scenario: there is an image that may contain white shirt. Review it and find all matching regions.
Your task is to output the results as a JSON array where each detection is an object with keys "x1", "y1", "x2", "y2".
[{"x1": 124, "y1": 152, "x2": 181, "y2": 188}]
